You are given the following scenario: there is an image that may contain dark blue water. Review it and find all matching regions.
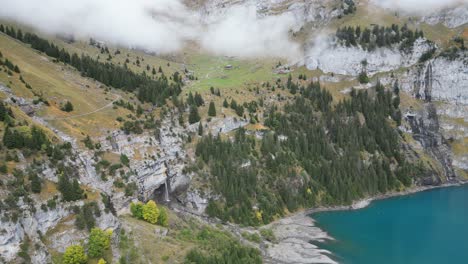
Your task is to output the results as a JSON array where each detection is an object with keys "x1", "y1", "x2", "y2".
[{"x1": 312, "y1": 185, "x2": 468, "y2": 264}]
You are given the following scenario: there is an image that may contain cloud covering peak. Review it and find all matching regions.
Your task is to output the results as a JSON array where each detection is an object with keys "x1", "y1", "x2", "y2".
[
  {"x1": 371, "y1": 0, "x2": 468, "y2": 14},
  {"x1": 0, "y1": 0, "x2": 301, "y2": 59}
]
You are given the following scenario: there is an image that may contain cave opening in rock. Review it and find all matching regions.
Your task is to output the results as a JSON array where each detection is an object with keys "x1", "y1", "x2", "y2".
[{"x1": 152, "y1": 179, "x2": 171, "y2": 204}]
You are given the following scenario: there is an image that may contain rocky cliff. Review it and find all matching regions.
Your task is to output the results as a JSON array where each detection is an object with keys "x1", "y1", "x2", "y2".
[{"x1": 306, "y1": 38, "x2": 434, "y2": 76}]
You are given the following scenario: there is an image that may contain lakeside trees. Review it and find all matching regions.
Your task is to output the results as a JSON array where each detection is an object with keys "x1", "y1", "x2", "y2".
[{"x1": 197, "y1": 80, "x2": 416, "y2": 225}]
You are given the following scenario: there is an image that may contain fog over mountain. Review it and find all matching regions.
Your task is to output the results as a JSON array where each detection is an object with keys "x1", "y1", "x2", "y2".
[
  {"x1": 371, "y1": 0, "x2": 468, "y2": 14},
  {"x1": 0, "y1": 0, "x2": 300, "y2": 58}
]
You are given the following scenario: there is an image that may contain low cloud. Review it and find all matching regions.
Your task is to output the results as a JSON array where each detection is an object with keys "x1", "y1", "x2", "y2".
[
  {"x1": 0, "y1": 0, "x2": 301, "y2": 59},
  {"x1": 201, "y1": 5, "x2": 301, "y2": 59},
  {"x1": 371, "y1": 0, "x2": 468, "y2": 14}
]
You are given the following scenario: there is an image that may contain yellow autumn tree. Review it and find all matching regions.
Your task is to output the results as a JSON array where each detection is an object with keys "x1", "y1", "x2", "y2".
[
  {"x1": 63, "y1": 245, "x2": 87, "y2": 264},
  {"x1": 142, "y1": 200, "x2": 160, "y2": 224},
  {"x1": 97, "y1": 258, "x2": 107, "y2": 264},
  {"x1": 255, "y1": 210, "x2": 263, "y2": 222}
]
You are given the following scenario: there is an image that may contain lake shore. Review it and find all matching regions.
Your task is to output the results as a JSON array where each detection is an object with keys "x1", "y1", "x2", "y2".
[
  {"x1": 307, "y1": 181, "x2": 467, "y2": 215},
  {"x1": 264, "y1": 181, "x2": 467, "y2": 264}
]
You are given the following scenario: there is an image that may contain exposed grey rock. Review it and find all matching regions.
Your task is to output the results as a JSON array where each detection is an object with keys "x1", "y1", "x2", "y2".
[
  {"x1": 306, "y1": 38, "x2": 434, "y2": 76},
  {"x1": 0, "y1": 221, "x2": 24, "y2": 262},
  {"x1": 422, "y1": 5, "x2": 468, "y2": 28},
  {"x1": 405, "y1": 103, "x2": 457, "y2": 182},
  {"x1": 401, "y1": 55, "x2": 468, "y2": 104},
  {"x1": 180, "y1": 189, "x2": 211, "y2": 214},
  {"x1": 264, "y1": 213, "x2": 336, "y2": 264},
  {"x1": 188, "y1": 116, "x2": 248, "y2": 136}
]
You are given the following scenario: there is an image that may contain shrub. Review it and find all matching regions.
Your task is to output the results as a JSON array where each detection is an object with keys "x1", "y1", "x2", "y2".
[
  {"x1": 142, "y1": 200, "x2": 159, "y2": 224},
  {"x1": 157, "y1": 207, "x2": 169, "y2": 227},
  {"x1": 63, "y1": 245, "x2": 87, "y2": 264},
  {"x1": 358, "y1": 71, "x2": 369, "y2": 84},
  {"x1": 61, "y1": 101, "x2": 74, "y2": 112},
  {"x1": 88, "y1": 228, "x2": 112, "y2": 258},
  {"x1": 130, "y1": 201, "x2": 144, "y2": 219}
]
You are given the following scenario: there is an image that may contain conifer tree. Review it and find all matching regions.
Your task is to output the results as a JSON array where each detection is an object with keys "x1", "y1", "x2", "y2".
[
  {"x1": 208, "y1": 101, "x2": 216, "y2": 117},
  {"x1": 198, "y1": 122, "x2": 203, "y2": 136},
  {"x1": 188, "y1": 106, "x2": 200, "y2": 124},
  {"x1": 30, "y1": 174, "x2": 42, "y2": 193}
]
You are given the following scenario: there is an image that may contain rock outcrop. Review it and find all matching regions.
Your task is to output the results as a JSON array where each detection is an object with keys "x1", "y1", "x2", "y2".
[
  {"x1": 306, "y1": 38, "x2": 434, "y2": 76},
  {"x1": 401, "y1": 55, "x2": 468, "y2": 104},
  {"x1": 406, "y1": 103, "x2": 457, "y2": 183},
  {"x1": 264, "y1": 212, "x2": 336, "y2": 264},
  {"x1": 422, "y1": 5, "x2": 468, "y2": 29}
]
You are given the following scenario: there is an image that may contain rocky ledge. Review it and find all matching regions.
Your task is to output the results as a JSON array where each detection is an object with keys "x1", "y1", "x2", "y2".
[{"x1": 264, "y1": 213, "x2": 336, "y2": 264}]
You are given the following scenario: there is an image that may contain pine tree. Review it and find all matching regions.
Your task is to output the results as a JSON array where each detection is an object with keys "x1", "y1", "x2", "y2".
[
  {"x1": 3, "y1": 127, "x2": 15, "y2": 149},
  {"x1": 358, "y1": 71, "x2": 369, "y2": 84},
  {"x1": 188, "y1": 106, "x2": 200, "y2": 124},
  {"x1": 136, "y1": 105, "x2": 143, "y2": 117},
  {"x1": 198, "y1": 122, "x2": 203, "y2": 136},
  {"x1": 187, "y1": 92, "x2": 195, "y2": 106},
  {"x1": 194, "y1": 92, "x2": 204, "y2": 106},
  {"x1": 208, "y1": 101, "x2": 216, "y2": 117},
  {"x1": 223, "y1": 99, "x2": 229, "y2": 108},
  {"x1": 61, "y1": 101, "x2": 74, "y2": 112},
  {"x1": 235, "y1": 105, "x2": 244, "y2": 117},
  {"x1": 230, "y1": 99, "x2": 238, "y2": 110},
  {"x1": 30, "y1": 174, "x2": 42, "y2": 193}
]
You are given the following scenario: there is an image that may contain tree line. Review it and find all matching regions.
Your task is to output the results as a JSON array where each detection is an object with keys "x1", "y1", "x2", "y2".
[
  {"x1": 336, "y1": 24, "x2": 425, "y2": 51},
  {"x1": 0, "y1": 25, "x2": 182, "y2": 105},
  {"x1": 196, "y1": 79, "x2": 423, "y2": 225}
]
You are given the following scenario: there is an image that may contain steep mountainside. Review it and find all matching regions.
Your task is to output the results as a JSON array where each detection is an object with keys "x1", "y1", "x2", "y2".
[{"x1": 0, "y1": 0, "x2": 466, "y2": 263}]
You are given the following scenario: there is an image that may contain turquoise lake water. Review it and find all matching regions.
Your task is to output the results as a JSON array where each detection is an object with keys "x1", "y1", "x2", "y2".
[{"x1": 312, "y1": 184, "x2": 468, "y2": 264}]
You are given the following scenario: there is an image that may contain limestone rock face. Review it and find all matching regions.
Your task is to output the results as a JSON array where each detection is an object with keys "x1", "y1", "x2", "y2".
[
  {"x1": 306, "y1": 38, "x2": 434, "y2": 76},
  {"x1": 399, "y1": 54, "x2": 468, "y2": 174},
  {"x1": 422, "y1": 5, "x2": 468, "y2": 28},
  {"x1": 187, "y1": 116, "x2": 248, "y2": 136},
  {"x1": 177, "y1": 189, "x2": 211, "y2": 214},
  {"x1": 0, "y1": 202, "x2": 75, "y2": 263},
  {"x1": 406, "y1": 103, "x2": 457, "y2": 183},
  {"x1": 0, "y1": 221, "x2": 24, "y2": 262},
  {"x1": 401, "y1": 55, "x2": 468, "y2": 104}
]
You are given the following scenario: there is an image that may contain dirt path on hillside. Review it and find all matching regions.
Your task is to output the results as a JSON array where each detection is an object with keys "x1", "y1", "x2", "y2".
[{"x1": 42, "y1": 94, "x2": 121, "y2": 121}]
